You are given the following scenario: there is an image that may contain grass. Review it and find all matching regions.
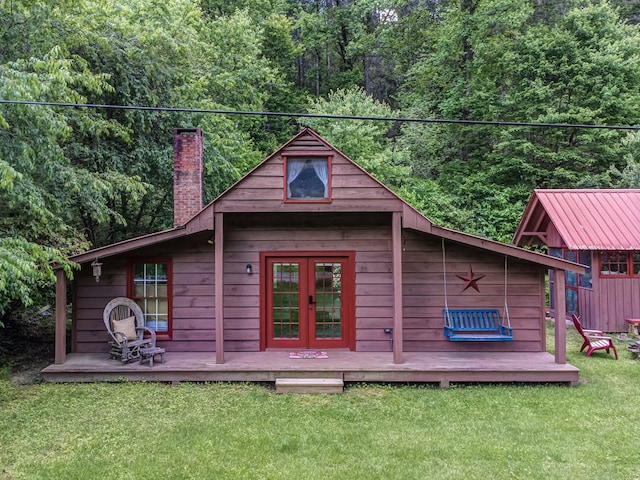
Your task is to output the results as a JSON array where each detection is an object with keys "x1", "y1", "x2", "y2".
[{"x1": 1, "y1": 325, "x2": 640, "y2": 479}]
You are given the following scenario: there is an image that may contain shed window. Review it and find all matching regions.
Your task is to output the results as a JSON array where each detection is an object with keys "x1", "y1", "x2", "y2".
[
  {"x1": 285, "y1": 156, "x2": 330, "y2": 201},
  {"x1": 579, "y1": 251, "x2": 592, "y2": 287},
  {"x1": 128, "y1": 260, "x2": 172, "y2": 340},
  {"x1": 548, "y1": 248, "x2": 592, "y2": 317},
  {"x1": 549, "y1": 248, "x2": 592, "y2": 288},
  {"x1": 600, "y1": 251, "x2": 640, "y2": 277}
]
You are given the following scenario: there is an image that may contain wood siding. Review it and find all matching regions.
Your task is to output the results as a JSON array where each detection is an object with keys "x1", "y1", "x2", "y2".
[
  {"x1": 577, "y1": 287, "x2": 595, "y2": 329},
  {"x1": 402, "y1": 231, "x2": 546, "y2": 352},
  {"x1": 73, "y1": 222, "x2": 547, "y2": 355},
  {"x1": 214, "y1": 132, "x2": 402, "y2": 214},
  {"x1": 547, "y1": 244, "x2": 640, "y2": 333},
  {"x1": 591, "y1": 268, "x2": 640, "y2": 332},
  {"x1": 74, "y1": 233, "x2": 215, "y2": 354},
  {"x1": 225, "y1": 221, "x2": 393, "y2": 352},
  {"x1": 71, "y1": 131, "x2": 547, "y2": 356}
]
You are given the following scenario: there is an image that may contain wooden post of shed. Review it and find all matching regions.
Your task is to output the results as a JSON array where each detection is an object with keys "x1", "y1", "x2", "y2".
[
  {"x1": 392, "y1": 212, "x2": 404, "y2": 364},
  {"x1": 554, "y1": 269, "x2": 567, "y2": 364},
  {"x1": 54, "y1": 269, "x2": 67, "y2": 364},
  {"x1": 215, "y1": 212, "x2": 225, "y2": 364}
]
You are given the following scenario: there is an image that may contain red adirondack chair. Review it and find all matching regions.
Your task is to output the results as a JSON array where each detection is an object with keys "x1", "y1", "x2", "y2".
[{"x1": 571, "y1": 315, "x2": 618, "y2": 360}]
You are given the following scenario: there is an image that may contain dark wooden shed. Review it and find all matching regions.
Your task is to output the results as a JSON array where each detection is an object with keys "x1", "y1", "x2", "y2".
[
  {"x1": 514, "y1": 189, "x2": 640, "y2": 333},
  {"x1": 44, "y1": 129, "x2": 583, "y2": 386}
]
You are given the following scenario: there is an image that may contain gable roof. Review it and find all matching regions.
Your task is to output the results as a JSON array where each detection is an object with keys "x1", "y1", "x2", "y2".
[
  {"x1": 514, "y1": 189, "x2": 640, "y2": 250},
  {"x1": 68, "y1": 129, "x2": 583, "y2": 273},
  {"x1": 202, "y1": 127, "x2": 416, "y2": 215}
]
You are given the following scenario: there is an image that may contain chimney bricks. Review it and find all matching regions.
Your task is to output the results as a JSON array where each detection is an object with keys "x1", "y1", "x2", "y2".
[{"x1": 173, "y1": 128, "x2": 203, "y2": 227}]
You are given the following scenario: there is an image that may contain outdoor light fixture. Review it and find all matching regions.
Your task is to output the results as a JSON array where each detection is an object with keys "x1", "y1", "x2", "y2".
[
  {"x1": 246, "y1": 264, "x2": 252, "y2": 274},
  {"x1": 91, "y1": 259, "x2": 103, "y2": 282},
  {"x1": 384, "y1": 327, "x2": 394, "y2": 351}
]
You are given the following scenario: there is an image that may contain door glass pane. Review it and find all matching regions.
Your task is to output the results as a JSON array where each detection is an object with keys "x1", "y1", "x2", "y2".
[
  {"x1": 272, "y1": 263, "x2": 300, "y2": 339},
  {"x1": 314, "y1": 262, "x2": 342, "y2": 339}
]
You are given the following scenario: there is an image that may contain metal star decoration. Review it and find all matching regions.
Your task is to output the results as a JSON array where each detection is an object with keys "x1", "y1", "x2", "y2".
[{"x1": 456, "y1": 265, "x2": 485, "y2": 292}]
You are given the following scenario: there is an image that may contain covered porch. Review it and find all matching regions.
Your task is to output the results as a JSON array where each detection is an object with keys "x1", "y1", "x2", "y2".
[{"x1": 41, "y1": 350, "x2": 580, "y2": 388}]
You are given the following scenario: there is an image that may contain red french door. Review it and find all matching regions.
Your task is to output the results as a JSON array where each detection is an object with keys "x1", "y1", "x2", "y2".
[{"x1": 262, "y1": 252, "x2": 355, "y2": 350}]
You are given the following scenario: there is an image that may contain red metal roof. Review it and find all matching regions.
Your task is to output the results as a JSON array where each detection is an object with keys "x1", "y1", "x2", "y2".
[{"x1": 516, "y1": 189, "x2": 640, "y2": 250}]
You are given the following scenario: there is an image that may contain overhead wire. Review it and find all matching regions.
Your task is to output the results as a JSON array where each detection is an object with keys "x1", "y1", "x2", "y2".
[{"x1": 1, "y1": 98, "x2": 639, "y2": 131}]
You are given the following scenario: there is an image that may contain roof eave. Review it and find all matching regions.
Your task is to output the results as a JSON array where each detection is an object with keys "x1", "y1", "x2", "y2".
[
  {"x1": 430, "y1": 225, "x2": 585, "y2": 273},
  {"x1": 69, "y1": 226, "x2": 189, "y2": 265}
]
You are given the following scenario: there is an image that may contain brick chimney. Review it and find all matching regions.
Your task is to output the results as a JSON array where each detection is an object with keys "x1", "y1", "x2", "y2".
[{"x1": 173, "y1": 128, "x2": 203, "y2": 227}]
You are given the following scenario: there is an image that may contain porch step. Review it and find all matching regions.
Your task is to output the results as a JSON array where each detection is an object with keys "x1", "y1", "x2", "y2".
[{"x1": 275, "y1": 377, "x2": 344, "y2": 394}]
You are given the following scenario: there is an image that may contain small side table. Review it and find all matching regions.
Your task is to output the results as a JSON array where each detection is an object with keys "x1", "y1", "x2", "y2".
[
  {"x1": 140, "y1": 346, "x2": 165, "y2": 367},
  {"x1": 625, "y1": 319, "x2": 640, "y2": 337}
]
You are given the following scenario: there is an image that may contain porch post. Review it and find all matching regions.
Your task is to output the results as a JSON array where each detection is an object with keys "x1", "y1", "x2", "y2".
[
  {"x1": 54, "y1": 268, "x2": 67, "y2": 364},
  {"x1": 554, "y1": 269, "x2": 567, "y2": 364},
  {"x1": 215, "y1": 212, "x2": 225, "y2": 364},
  {"x1": 392, "y1": 211, "x2": 404, "y2": 364}
]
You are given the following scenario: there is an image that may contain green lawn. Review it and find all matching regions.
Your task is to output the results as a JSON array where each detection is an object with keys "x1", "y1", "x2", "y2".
[{"x1": 1, "y1": 325, "x2": 640, "y2": 480}]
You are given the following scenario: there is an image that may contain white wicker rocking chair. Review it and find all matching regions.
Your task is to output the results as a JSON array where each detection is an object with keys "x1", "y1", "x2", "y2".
[{"x1": 103, "y1": 297, "x2": 157, "y2": 363}]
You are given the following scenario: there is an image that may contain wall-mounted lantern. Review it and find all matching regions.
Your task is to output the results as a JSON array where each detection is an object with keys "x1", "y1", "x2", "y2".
[
  {"x1": 91, "y1": 259, "x2": 103, "y2": 282},
  {"x1": 246, "y1": 264, "x2": 252, "y2": 274}
]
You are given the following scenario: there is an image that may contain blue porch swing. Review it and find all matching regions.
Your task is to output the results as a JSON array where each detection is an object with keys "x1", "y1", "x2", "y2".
[{"x1": 441, "y1": 239, "x2": 514, "y2": 341}]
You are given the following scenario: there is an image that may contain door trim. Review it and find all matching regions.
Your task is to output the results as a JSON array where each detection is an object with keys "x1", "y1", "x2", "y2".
[{"x1": 259, "y1": 251, "x2": 356, "y2": 351}]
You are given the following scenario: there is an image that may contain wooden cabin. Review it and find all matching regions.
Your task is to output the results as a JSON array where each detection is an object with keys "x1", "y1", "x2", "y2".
[
  {"x1": 44, "y1": 129, "x2": 584, "y2": 387},
  {"x1": 514, "y1": 189, "x2": 640, "y2": 333}
]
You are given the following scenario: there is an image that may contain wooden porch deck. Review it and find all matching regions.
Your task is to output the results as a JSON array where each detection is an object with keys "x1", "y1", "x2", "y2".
[{"x1": 42, "y1": 351, "x2": 580, "y2": 388}]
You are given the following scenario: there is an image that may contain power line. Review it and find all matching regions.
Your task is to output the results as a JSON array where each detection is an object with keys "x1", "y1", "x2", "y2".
[{"x1": 1, "y1": 98, "x2": 640, "y2": 131}]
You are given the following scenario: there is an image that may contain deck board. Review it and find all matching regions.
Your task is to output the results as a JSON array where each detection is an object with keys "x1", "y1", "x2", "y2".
[{"x1": 42, "y1": 351, "x2": 579, "y2": 387}]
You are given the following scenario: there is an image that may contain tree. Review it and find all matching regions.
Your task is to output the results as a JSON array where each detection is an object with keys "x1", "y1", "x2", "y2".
[
  {"x1": 0, "y1": 46, "x2": 111, "y2": 318},
  {"x1": 33, "y1": 1, "x2": 282, "y2": 243},
  {"x1": 609, "y1": 132, "x2": 640, "y2": 187},
  {"x1": 0, "y1": 0, "x2": 285, "y2": 324},
  {"x1": 306, "y1": 87, "x2": 410, "y2": 186},
  {"x1": 495, "y1": 1, "x2": 640, "y2": 188},
  {"x1": 398, "y1": 0, "x2": 640, "y2": 240}
]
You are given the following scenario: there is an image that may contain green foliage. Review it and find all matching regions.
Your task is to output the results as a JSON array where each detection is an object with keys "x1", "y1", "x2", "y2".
[
  {"x1": 200, "y1": 0, "x2": 291, "y2": 19},
  {"x1": 306, "y1": 87, "x2": 410, "y2": 186},
  {"x1": 399, "y1": 0, "x2": 640, "y2": 238},
  {"x1": 257, "y1": 12, "x2": 308, "y2": 149},
  {"x1": 200, "y1": 116, "x2": 264, "y2": 200},
  {"x1": 397, "y1": 177, "x2": 471, "y2": 228},
  {"x1": 4, "y1": 0, "x2": 640, "y2": 327},
  {"x1": 262, "y1": 13, "x2": 303, "y2": 82},
  {"x1": 608, "y1": 131, "x2": 640, "y2": 187},
  {"x1": 0, "y1": 43, "x2": 104, "y2": 316},
  {"x1": 494, "y1": 1, "x2": 640, "y2": 188},
  {"x1": 294, "y1": 0, "x2": 397, "y2": 97},
  {"x1": 0, "y1": 238, "x2": 75, "y2": 316}
]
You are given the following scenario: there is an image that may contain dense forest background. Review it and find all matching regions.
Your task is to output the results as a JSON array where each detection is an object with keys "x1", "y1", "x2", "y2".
[{"x1": 2, "y1": 0, "x2": 640, "y2": 325}]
